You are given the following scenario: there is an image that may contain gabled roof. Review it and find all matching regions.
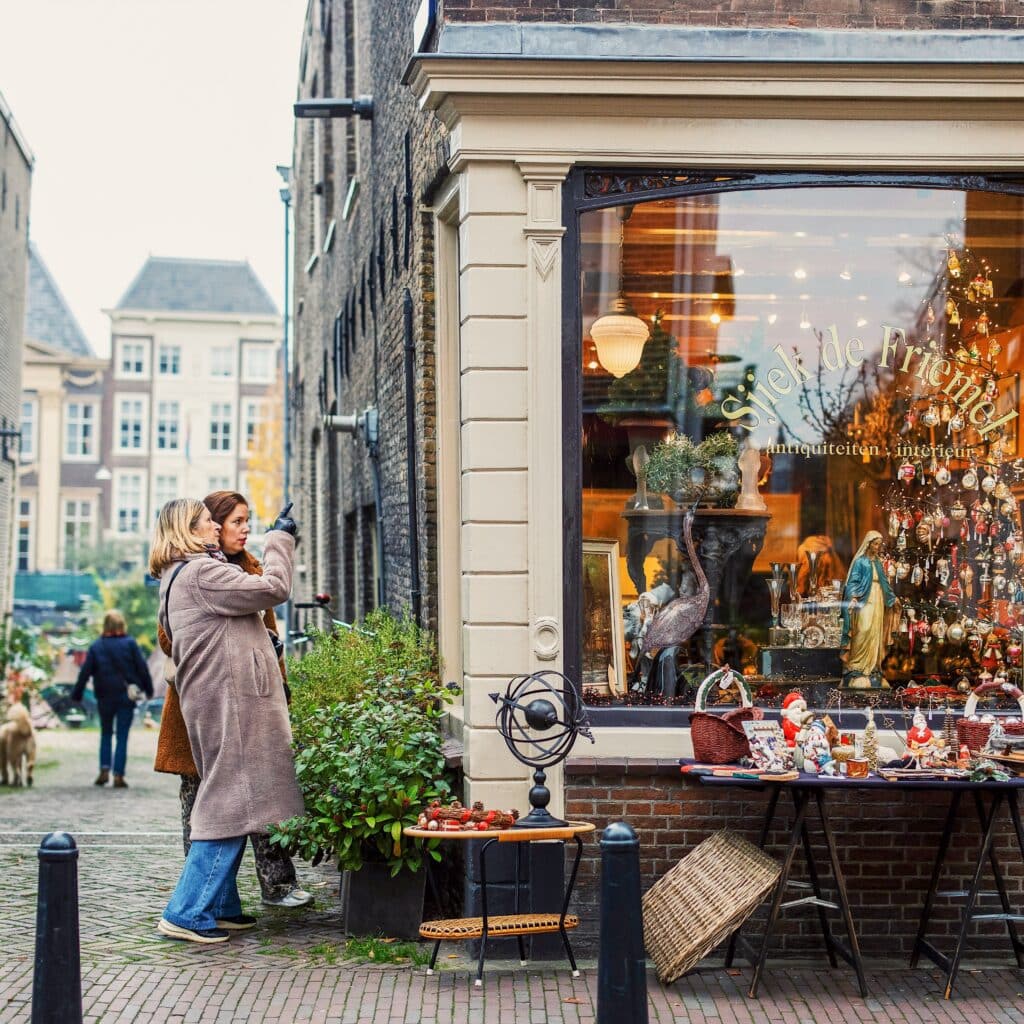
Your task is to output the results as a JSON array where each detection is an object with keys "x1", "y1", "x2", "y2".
[
  {"x1": 25, "y1": 244, "x2": 93, "y2": 357},
  {"x1": 115, "y1": 257, "x2": 278, "y2": 317}
]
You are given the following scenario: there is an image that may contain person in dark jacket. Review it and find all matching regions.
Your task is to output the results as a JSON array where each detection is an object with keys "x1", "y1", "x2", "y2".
[{"x1": 72, "y1": 610, "x2": 153, "y2": 787}]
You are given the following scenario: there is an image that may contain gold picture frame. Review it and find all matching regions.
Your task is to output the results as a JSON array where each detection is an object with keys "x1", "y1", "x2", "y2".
[{"x1": 582, "y1": 539, "x2": 627, "y2": 697}]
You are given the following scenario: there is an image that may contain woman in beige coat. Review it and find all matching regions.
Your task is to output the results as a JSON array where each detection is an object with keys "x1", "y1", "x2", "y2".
[{"x1": 151, "y1": 497, "x2": 303, "y2": 944}]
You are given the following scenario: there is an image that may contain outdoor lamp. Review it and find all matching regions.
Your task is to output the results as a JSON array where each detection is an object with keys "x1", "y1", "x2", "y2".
[{"x1": 590, "y1": 205, "x2": 649, "y2": 378}]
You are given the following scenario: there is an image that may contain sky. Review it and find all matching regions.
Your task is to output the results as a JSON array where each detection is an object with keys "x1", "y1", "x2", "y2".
[{"x1": 0, "y1": 0, "x2": 308, "y2": 356}]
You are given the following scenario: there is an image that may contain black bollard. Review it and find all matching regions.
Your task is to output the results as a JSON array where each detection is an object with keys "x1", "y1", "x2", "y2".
[
  {"x1": 597, "y1": 821, "x2": 648, "y2": 1024},
  {"x1": 32, "y1": 832, "x2": 82, "y2": 1024}
]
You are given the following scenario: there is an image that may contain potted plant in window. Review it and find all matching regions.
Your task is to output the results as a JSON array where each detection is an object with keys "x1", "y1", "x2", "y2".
[
  {"x1": 270, "y1": 609, "x2": 459, "y2": 940},
  {"x1": 646, "y1": 430, "x2": 740, "y2": 508}
]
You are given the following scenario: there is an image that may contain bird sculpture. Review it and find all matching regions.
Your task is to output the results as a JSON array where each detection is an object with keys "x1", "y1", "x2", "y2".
[{"x1": 640, "y1": 510, "x2": 710, "y2": 656}]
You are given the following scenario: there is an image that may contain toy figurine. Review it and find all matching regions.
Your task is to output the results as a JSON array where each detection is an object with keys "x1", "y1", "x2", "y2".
[
  {"x1": 905, "y1": 707, "x2": 945, "y2": 767},
  {"x1": 841, "y1": 531, "x2": 901, "y2": 687},
  {"x1": 781, "y1": 691, "x2": 808, "y2": 747},
  {"x1": 802, "y1": 718, "x2": 836, "y2": 775}
]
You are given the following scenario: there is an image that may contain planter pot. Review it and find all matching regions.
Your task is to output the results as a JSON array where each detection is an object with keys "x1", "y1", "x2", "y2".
[{"x1": 342, "y1": 862, "x2": 425, "y2": 940}]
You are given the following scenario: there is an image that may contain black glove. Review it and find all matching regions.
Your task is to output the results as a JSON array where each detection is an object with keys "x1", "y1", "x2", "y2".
[{"x1": 270, "y1": 501, "x2": 298, "y2": 537}]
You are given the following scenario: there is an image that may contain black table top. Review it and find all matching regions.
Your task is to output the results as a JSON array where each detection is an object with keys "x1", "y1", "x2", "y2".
[{"x1": 679, "y1": 760, "x2": 1024, "y2": 792}]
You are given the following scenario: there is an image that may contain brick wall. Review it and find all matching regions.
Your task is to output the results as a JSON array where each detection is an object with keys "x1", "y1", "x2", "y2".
[
  {"x1": 290, "y1": 0, "x2": 446, "y2": 628},
  {"x1": 440, "y1": 0, "x2": 1024, "y2": 31},
  {"x1": 565, "y1": 760, "x2": 1024, "y2": 957}
]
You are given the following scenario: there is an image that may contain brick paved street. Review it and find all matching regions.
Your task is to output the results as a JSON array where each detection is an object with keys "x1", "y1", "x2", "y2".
[{"x1": 1, "y1": 727, "x2": 1023, "y2": 1022}]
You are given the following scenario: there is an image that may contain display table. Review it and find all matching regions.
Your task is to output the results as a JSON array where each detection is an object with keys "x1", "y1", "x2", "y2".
[
  {"x1": 680, "y1": 766, "x2": 1024, "y2": 999},
  {"x1": 404, "y1": 821, "x2": 595, "y2": 986}
]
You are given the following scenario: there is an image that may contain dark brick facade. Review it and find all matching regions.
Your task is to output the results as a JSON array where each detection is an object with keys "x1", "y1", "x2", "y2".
[
  {"x1": 565, "y1": 761, "x2": 1024, "y2": 957},
  {"x1": 439, "y1": 0, "x2": 1024, "y2": 31},
  {"x1": 290, "y1": 0, "x2": 446, "y2": 626}
]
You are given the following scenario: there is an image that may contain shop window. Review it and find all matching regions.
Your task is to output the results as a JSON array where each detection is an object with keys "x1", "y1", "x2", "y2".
[
  {"x1": 64, "y1": 401, "x2": 97, "y2": 460},
  {"x1": 574, "y1": 178, "x2": 1024, "y2": 716},
  {"x1": 158, "y1": 345, "x2": 181, "y2": 376}
]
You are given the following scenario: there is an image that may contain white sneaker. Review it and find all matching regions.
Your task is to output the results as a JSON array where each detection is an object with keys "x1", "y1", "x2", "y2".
[{"x1": 261, "y1": 887, "x2": 314, "y2": 908}]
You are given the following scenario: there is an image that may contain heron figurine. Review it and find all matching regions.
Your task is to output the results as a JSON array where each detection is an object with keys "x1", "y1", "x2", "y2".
[{"x1": 640, "y1": 510, "x2": 710, "y2": 656}]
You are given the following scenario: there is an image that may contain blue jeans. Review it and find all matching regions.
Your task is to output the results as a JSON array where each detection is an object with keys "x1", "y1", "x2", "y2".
[
  {"x1": 98, "y1": 701, "x2": 135, "y2": 776},
  {"x1": 163, "y1": 836, "x2": 247, "y2": 931}
]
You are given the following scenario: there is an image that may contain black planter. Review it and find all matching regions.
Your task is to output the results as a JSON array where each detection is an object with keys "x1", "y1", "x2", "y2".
[{"x1": 342, "y1": 863, "x2": 426, "y2": 940}]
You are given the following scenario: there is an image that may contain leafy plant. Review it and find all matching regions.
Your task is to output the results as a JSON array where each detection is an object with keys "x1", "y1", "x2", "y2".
[
  {"x1": 88, "y1": 579, "x2": 159, "y2": 654},
  {"x1": 271, "y1": 609, "x2": 459, "y2": 876},
  {"x1": 1, "y1": 623, "x2": 56, "y2": 690},
  {"x1": 343, "y1": 936, "x2": 429, "y2": 966},
  {"x1": 647, "y1": 430, "x2": 739, "y2": 500}
]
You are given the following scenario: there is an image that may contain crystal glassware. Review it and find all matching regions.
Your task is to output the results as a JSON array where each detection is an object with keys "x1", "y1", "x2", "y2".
[{"x1": 767, "y1": 577, "x2": 784, "y2": 628}]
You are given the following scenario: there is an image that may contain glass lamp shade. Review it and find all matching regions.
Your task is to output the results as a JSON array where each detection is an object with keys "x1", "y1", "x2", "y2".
[{"x1": 590, "y1": 300, "x2": 650, "y2": 378}]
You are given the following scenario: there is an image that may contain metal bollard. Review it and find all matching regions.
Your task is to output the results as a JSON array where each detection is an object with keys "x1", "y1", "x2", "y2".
[
  {"x1": 32, "y1": 832, "x2": 82, "y2": 1024},
  {"x1": 597, "y1": 821, "x2": 648, "y2": 1024}
]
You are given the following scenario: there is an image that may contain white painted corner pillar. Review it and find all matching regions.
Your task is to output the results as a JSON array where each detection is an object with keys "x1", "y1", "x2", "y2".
[{"x1": 520, "y1": 160, "x2": 571, "y2": 819}]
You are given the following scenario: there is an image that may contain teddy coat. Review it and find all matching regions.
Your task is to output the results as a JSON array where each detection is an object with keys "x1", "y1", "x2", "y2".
[
  {"x1": 157, "y1": 531, "x2": 303, "y2": 841},
  {"x1": 154, "y1": 550, "x2": 287, "y2": 777}
]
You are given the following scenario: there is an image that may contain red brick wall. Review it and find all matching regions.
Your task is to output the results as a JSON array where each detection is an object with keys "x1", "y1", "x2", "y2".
[
  {"x1": 440, "y1": 0, "x2": 1024, "y2": 31},
  {"x1": 565, "y1": 760, "x2": 1024, "y2": 958}
]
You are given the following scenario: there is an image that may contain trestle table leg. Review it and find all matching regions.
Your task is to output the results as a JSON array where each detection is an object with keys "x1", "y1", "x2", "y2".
[{"x1": 910, "y1": 790, "x2": 961, "y2": 969}]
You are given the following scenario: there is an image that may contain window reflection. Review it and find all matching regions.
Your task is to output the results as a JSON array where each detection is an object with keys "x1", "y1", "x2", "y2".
[{"x1": 579, "y1": 185, "x2": 1024, "y2": 711}]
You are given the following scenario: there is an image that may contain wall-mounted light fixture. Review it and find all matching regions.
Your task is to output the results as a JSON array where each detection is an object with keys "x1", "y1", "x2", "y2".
[
  {"x1": 0, "y1": 417, "x2": 21, "y2": 465},
  {"x1": 294, "y1": 97, "x2": 374, "y2": 120}
]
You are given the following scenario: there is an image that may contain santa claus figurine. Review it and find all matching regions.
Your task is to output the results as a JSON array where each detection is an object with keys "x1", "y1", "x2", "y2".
[
  {"x1": 781, "y1": 691, "x2": 808, "y2": 747},
  {"x1": 906, "y1": 706, "x2": 944, "y2": 767}
]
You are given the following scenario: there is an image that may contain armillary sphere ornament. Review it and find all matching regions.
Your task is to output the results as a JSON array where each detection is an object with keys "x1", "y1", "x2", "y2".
[{"x1": 490, "y1": 670, "x2": 594, "y2": 829}]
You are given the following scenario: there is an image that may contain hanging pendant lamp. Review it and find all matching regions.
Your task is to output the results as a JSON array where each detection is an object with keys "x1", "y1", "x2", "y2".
[{"x1": 590, "y1": 206, "x2": 649, "y2": 378}]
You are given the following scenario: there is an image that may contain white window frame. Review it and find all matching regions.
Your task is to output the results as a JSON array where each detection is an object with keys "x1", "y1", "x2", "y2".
[
  {"x1": 207, "y1": 475, "x2": 232, "y2": 493},
  {"x1": 115, "y1": 338, "x2": 149, "y2": 380},
  {"x1": 16, "y1": 497, "x2": 33, "y2": 572},
  {"x1": 209, "y1": 402, "x2": 233, "y2": 454},
  {"x1": 155, "y1": 400, "x2": 181, "y2": 452},
  {"x1": 61, "y1": 498, "x2": 94, "y2": 570},
  {"x1": 243, "y1": 399, "x2": 268, "y2": 454},
  {"x1": 63, "y1": 401, "x2": 99, "y2": 461},
  {"x1": 210, "y1": 346, "x2": 235, "y2": 379},
  {"x1": 157, "y1": 344, "x2": 182, "y2": 377},
  {"x1": 115, "y1": 395, "x2": 149, "y2": 455},
  {"x1": 242, "y1": 343, "x2": 274, "y2": 384},
  {"x1": 19, "y1": 397, "x2": 37, "y2": 463},
  {"x1": 113, "y1": 471, "x2": 146, "y2": 535},
  {"x1": 152, "y1": 474, "x2": 179, "y2": 518}
]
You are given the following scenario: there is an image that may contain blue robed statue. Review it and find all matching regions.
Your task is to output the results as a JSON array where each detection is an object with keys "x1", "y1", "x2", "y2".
[{"x1": 840, "y1": 530, "x2": 900, "y2": 688}]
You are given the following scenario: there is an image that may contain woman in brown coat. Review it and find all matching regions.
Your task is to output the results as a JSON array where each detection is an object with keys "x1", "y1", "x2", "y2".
[
  {"x1": 152, "y1": 497, "x2": 303, "y2": 944},
  {"x1": 155, "y1": 491, "x2": 312, "y2": 910}
]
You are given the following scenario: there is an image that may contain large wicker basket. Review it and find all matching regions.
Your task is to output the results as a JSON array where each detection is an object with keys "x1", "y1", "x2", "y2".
[
  {"x1": 642, "y1": 830, "x2": 781, "y2": 984},
  {"x1": 690, "y1": 666, "x2": 761, "y2": 764},
  {"x1": 957, "y1": 680, "x2": 1024, "y2": 752}
]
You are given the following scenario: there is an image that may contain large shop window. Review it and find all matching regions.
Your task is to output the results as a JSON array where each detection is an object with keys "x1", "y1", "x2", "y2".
[{"x1": 575, "y1": 178, "x2": 1024, "y2": 715}]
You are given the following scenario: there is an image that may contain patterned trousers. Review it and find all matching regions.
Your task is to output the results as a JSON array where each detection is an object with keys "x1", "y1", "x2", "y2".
[{"x1": 178, "y1": 774, "x2": 298, "y2": 901}]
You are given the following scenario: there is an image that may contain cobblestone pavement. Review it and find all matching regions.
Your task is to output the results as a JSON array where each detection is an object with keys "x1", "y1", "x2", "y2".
[{"x1": 1, "y1": 728, "x2": 1023, "y2": 1022}]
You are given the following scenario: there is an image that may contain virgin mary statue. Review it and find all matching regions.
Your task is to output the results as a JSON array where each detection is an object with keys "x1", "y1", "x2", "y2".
[{"x1": 840, "y1": 530, "x2": 900, "y2": 687}]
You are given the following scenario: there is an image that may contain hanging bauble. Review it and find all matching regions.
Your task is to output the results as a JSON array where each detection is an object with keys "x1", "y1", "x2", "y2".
[
  {"x1": 941, "y1": 403, "x2": 953, "y2": 423},
  {"x1": 995, "y1": 480, "x2": 1011, "y2": 500},
  {"x1": 962, "y1": 467, "x2": 978, "y2": 489},
  {"x1": 982, "y1": 474, "x2": 997, "y2": 494},
  {"x1": 888, "y1": 511, "x2": 900, "y2": 536},
  {"x1": 994, "y1": 574, "x2": 1008, "y2": 593},
  {"x1": 967, "y1": 276, "x2": 981, "y2": 302},
  {"x1": 899, "y1": 461, "x2": 916, "y2": 482},
  {"x1": 983, "y1": 274, "x2": 995, "y2": 299},
  {"x1": 970, "y1": 340, "x2": 982, "y2": 360},
  {"x1": 947, "y1": 622, "x2": 966, "y2": 644},
  {"x1": 963, "y1": 617, "x2": 976, "y2": 630},
  {"x1": 989, "y1": 339, "x2": 1002, "y2": 358},
  {"x1": 951, "y1": 500, "x2": 967, "y2": 520},
  {"x1": 915, "y1": 522, "x2": 931, "y2": 544},
  {"x1": 936, "y1": 558, "x2": 951, "y2": 586},
  {"x1": 950, "y1": 413, "x2": 965, "y2": 433},
  {"x1": 955, "y1": 346, "x2": 971, "y2": 362},
  {"x1": 1007, "y1": 640, "x2": 1022, "y2": 665},
  {"x1": 948, "y1": 250, "x2": 962, "y2": 278},
  {"x1": 1002, "y1": 500, "x2": 1016, "y2": 516},
  {"x1": 896, "y1": 530, "x2": 908, "y2": 552},
  {"x1": 931, "y1": 619, "x2": 947, "y2": 639},
  {"x1": 935, "y1": 464, "x2": 951, "y2": 486},
  {"x1": 921, "y1": 405, "x2": 940, "y2": 428},
  {"x1": 985, "y1": 378, "x2": 998, "y2": 398},
  {"x1": 911, "y1": 563, "x2": 924, "y2": 586},
  {"x1": 977, "y1": 619, "x2": 993, "y2": 636},
  {"x1": 926, "y1": 303, "x2": 936, "y2": 324},
  {"x1": 896, "y1": 560, "x2": 911, "y2": 580}
]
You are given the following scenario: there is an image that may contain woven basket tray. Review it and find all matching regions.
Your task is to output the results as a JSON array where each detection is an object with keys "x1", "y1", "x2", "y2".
[{"x1": 642, "y1": 830, "x2": 781, "y2": 984}]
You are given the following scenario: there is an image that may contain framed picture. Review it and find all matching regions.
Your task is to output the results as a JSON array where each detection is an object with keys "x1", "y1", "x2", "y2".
[{"x1": 582, "y1": 539, "x2": 626, "y2": 697}]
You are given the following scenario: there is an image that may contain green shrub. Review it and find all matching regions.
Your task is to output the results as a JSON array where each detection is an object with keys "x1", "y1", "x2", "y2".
[{"x1": 272, "y1": 609, "x2": 459, "y2": 876}]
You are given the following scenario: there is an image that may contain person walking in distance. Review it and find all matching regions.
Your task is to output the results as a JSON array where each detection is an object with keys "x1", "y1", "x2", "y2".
[
  {"x1": 151, "y1": 498, "x2": 302, "y2": 944},
  {"x1": 71, "y1": 610, "x2": 153, "y2": 788},
  {"x1": 155, "y1": 490, "x2": 313, "y2": 909}
]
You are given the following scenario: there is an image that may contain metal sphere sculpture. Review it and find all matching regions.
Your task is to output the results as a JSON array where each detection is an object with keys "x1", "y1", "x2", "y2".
[{"x1": 490, "y1": 670, "x2": 594, "y2": 828}]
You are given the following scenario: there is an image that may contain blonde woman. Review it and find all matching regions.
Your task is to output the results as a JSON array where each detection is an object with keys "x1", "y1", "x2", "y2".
[
  {"x1": 150, "y1": 498, "x2": 302, "y2": 945},
  {"x1": 71, "y1": 609, "x2": 152, "y2": 788}
]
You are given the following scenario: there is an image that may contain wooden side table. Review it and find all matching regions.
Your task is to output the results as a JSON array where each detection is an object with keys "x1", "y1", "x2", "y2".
[{"x1": 404, "y1": 821, "x2": 596, "y2": 986}]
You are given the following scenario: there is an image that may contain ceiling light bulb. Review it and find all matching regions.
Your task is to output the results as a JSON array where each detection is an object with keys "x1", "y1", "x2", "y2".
[
  {"x1": 767, "y1": 313, "x2": 778, "y2": 325},
  {"x1": 799, "y1": 310, "x2": 811, "y2": 330},
  {"x1": 709, "y1": 311, "x2": 722, "y2": 325},
  {"x1": 587, "y1": 359, "x2": 599, "y2": 370},
  {"x1": 839, "y1": 267, "x2": 852, "y2": 281},
  {"x1": 794, "y1": 231, "x2": 807, "y2": 238},
  {"x1": 734, "y1": 267, "x2": 745, "y2": 277},
  {"x1": 794, "y1": 268, "x2": 807, "y2": 280},
  {"x1": 856, "y1": 318, "x2": 868, "y2": 328},
  {"x1": 898, "y1": 270, "x2": 912, "y2": 283}
]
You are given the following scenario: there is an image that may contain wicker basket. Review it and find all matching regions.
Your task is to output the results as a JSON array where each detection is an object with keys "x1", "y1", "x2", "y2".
[
  {"x1": 642, "y1": 830, "x2": 781, "y2": 984},
  {"x1": 690, "y1": 666, "x2": 762, "y2": 764},
  {"x1": 957, "y1": 680, "x2": 1024, "y2": 752}
]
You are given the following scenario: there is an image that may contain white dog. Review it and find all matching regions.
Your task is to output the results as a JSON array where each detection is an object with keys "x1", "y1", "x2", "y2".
[{"x1": 0, "y1": 702, "x2": 36, "y2": 787}]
